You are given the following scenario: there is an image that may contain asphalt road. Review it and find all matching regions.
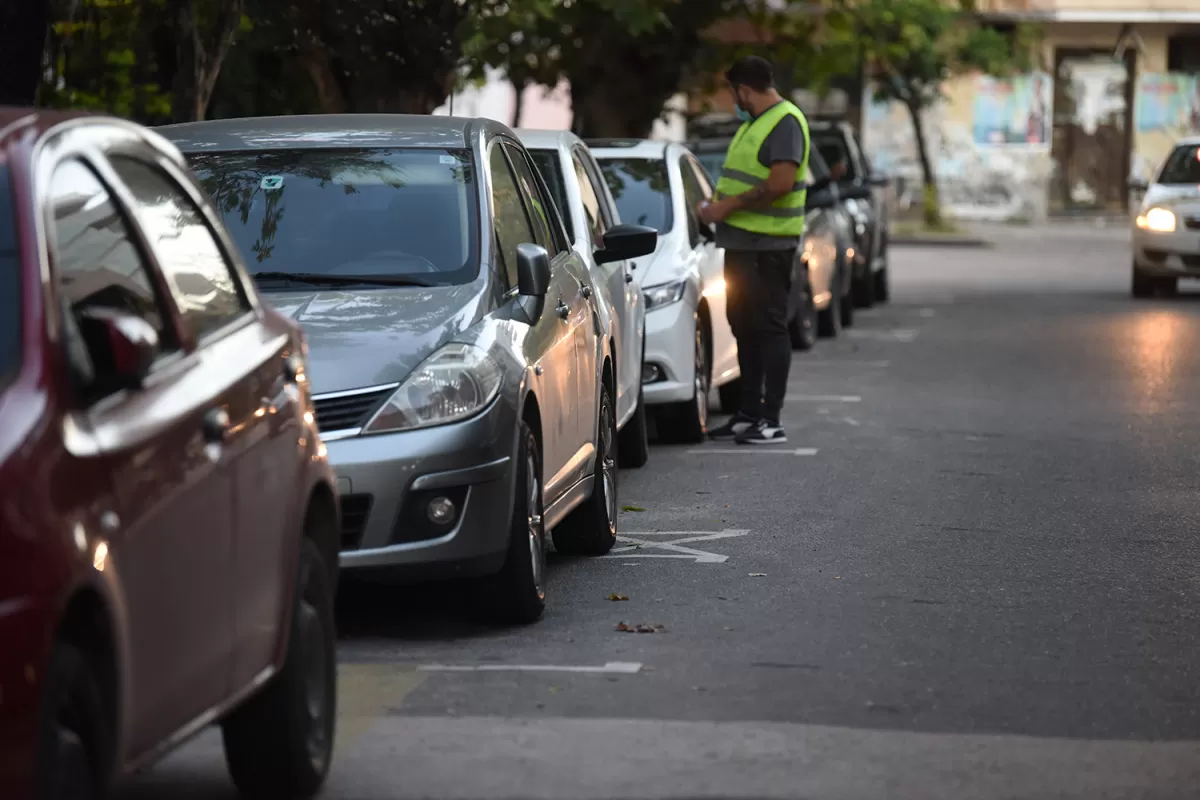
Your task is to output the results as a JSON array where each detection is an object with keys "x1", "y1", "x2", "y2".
[{"x1": 119, "y1": 222, "x2": 1200, "y2": 799}]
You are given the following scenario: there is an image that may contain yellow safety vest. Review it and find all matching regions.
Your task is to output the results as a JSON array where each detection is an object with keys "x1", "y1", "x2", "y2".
[{"x1": 715, "y1": 100, "x2": 810, "y2": 237}]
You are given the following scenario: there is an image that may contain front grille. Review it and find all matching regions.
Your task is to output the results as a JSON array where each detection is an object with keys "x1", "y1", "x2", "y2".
[
  {"x1": 339, "y1": 494, "x2": 373, "y2": 551},
  {"x1": 312, "y1": 388, "x2": 392, "y2": 433},
  {"x1": 1142, "y1": 249, "x2": 1168, "y2": 264}
]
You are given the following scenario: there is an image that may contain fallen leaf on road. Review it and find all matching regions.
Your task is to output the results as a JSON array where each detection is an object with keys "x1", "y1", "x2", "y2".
[
  {"x1": 616, "y1": 622, "x2": 666, "y2": 633},
  {"x1": 621, "y1": 505, "x2": 646, "y2": 512},
  {"x1": 748, "y1": 572, "x2": 767, "y2": 577},
  {"x1": 608, "y1": 593, "x2": 629, "y2": 601}
]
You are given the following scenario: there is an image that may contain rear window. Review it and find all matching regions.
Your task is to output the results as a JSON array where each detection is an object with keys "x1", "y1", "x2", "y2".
[
  {"x1": 596, "y1": 158, "x2": 673, "y2": 234},
  {"x1": 0, "y1": 166, "x2": 19, "y2": 389},
  {"x1": 188, "y1": 147, "x2": 479, "y2": 289},
  {"x1": 529, "y1": 149, "x2": 573, "y2": 234},
  {"x1": 1157, "y1": 144, "x2": 1200, "y2": 185}
]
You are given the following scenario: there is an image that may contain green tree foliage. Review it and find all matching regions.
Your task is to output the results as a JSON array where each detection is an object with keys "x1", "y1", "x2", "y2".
[{"x1": 826, "y1": 0, "x2": 1032, "y2": 226}]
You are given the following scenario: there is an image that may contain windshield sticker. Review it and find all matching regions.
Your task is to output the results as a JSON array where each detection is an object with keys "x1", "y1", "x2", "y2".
[
  {"x1": 440, "y1": 155, "x2": 458, "y2": 165},
  {"x1": 260, "y1": 175, "x2": 284, "y2": 190}
]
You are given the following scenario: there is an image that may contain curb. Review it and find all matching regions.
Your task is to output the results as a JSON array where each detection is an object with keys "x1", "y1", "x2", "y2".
[{"x1": 890, "y1": 236, "x2": 992, "y2": 248}]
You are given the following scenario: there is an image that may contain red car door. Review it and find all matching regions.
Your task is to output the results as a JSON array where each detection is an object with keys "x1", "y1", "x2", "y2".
[{"x1": 42, "y1": 151, "x2": 238, "y2": 758}]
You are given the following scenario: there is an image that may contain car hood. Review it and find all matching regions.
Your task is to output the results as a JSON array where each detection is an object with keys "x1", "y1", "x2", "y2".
[
  {"x1": 267, "y1": 284, "x2": 487, "y2": 394},
  {"x1": 632, "y1": 231, "x2": 691, "y2": 288},
  {"x1": 1144, "y1": 184, "x2": 1200, "y2": 214}
]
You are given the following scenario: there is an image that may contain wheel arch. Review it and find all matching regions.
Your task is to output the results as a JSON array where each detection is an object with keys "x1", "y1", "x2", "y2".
[
  {"x1": 303, "y1": 481, "x2": 339, "y2": 590},
  {"x1": 55, "y1": 586, "x2": 120, "y2": 768}
]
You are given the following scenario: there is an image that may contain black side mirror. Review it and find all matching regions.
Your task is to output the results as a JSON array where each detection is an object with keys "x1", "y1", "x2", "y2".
[
  {"x1": 841, "y1": 184, "x2": 872, "y2": 201},
  {"x1": 516, "y1": 243, "x2": 552, "y2": 297},
  {"x1": 805, "y1": 187, "x2": 836, "y2": 211},
  {"x1": 76, "y1": 307, "x2": 159, "y2": 390},
  {"x1": 595, "y1": 223, "x2": 657, "y2": 265},
  {"x1": 1129, "y1": 177, "x2": 1149, "y2": 192}
]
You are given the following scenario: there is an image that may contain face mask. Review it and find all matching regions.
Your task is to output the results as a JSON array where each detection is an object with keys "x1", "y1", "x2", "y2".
[{"x1": 736, "y1": 106, "x2": 752, "y2": 123}]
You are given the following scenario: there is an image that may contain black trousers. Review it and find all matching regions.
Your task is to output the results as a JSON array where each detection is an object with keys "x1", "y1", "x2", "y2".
[{"x1": 723, "y1": 248, "x2": 795, "y2": 424}]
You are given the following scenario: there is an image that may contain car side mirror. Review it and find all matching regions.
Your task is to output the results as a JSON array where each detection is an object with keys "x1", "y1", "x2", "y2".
[
  {"x1": 841, "y1": 184, "x2": 872, "y2": 201},
  {"x1": 76, "y1": 307, "x2": 159, "y2": 389},
  {"x1": 516, "y1": 242, "x2": 552, "y2": 297},
  {"x1": 869, "y1": 173, "x2": 890, "y2": 188},
  {"x1": 595, "y1": 223, "x2": 658, "y2": 265},
  {"x1": 1129, "y1": 177, "x2": 1149, "y2": 192},
  {"x1": 805, "y1": 188, "x2": 836, "y2": 211}
]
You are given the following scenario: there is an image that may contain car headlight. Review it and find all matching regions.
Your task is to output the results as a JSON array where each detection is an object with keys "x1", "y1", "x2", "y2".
[
  {"x1": 1137, "y1": 207, "x2": 1176, "y2": 233},
  {"x1": 362, "y1": 343, "x2": 502, "y2": 434},
  {"x1": 643, "y1": 280, "x2": 687, "y2": 309}
]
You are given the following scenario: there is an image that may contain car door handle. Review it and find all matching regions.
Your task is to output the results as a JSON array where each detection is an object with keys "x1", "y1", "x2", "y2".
[
  {"x1": 580, "y1": 284, "x2": 592, "y2": 299},
  {"x1": 202, "y1": 407, "x2": 231, "y2": 443},
  {"x1": 625, "y1": 272, "x2": 634, "y2": 283},
  {"x1": 555, "y1": 301, "x2": 570, "y2": 320}
]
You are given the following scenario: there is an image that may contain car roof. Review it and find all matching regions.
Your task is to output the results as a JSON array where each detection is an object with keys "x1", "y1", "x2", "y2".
[
  {"x1": 157, "y1": 113, "x2": 512, "y2": 153},
  {"x1": 0, "y1": 107, "x2": 188, "y2": 169},
  {"x1": 588, "y1": 139, "x2": 672, "y2": 160},
  {"x1": 1173, "y1": 135, "x2": 1200, "y2": 147},
  {"x1": 515, "y1": 128, "x2": 586, "y2": 152}
]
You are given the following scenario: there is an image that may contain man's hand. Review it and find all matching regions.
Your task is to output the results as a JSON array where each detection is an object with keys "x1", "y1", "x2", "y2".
[
  {"x1": 697, "y1": 198, "x2": 733, "y2": 225},
  {"x1": 831, "y1": 161, "x2": 848, "y2": 180}
]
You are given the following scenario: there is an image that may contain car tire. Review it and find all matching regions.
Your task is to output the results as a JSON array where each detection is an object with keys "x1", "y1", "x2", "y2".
[
  {"x1": 840, "y1": 278, "x2": 856, "y2": 328},
  {"x1": 657, "y1": 314, "x2": 709, "y2": 443},
  {"x1": 852, "y1": 268, "x2": 876, "y2": 308},
  {"x1": 617, "y1": 343, "x2": 650, "y2": 469},
  {"x1": 554, "y1": 382, "x2": 618, "y2": 556},
  {"x1": 817, "y1": 276, "x2": 842, "y2": 338},
  {"x1": 874, "y1": 265, "x2": 890, "y2": 303},
  {"x1": 789, "y1": 280, "x2": 818, "y2": 351},
  {"x1": 1158, "y1": 276, "x2": 1179, "y2": 296},
  {"x1": 1131, "y1": 266, "x2": 1155, "y2": 298},
  {"x1": 476, "y1": 422, "x2": 546, "y2": 622},
  {"x1": 34, "y1": 642, "x2": 110, "y2": 800},
  {"x1": 222, "y1": 537, "x2": 336, "y2": 799}
]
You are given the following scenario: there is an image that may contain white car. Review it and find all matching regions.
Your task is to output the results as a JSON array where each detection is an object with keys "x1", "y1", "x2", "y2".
[
  {"x1": 520, "y1": 129, "x2": 654, "y2": 466},
  {"x1": 590, "y1": 140, "x2": 739, "y2": 443},
  {"x1": 1132, "y1": 136, "x2": 1200, "y2": 298}
]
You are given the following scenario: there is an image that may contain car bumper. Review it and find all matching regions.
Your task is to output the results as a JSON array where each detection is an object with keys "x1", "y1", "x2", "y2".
[
  {"x1": 329, "y1": 398, "x2": 517, "y2": 580},
  {"x1": 1133, "y1": 229, "x2": 1200, "y2": 275},
  {"x1": 641, "y1": 299, "x2": 696, "y2": 405}
]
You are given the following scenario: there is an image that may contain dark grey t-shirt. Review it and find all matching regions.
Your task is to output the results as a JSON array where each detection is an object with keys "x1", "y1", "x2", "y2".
[{"x1": 715, "y1": 106, "x2": 808, "y2": 252}]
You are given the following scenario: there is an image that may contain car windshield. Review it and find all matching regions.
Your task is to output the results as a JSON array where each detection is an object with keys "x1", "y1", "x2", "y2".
[
  {"x1": 189, "y1": 147, "x2": 478, "y2": 289},
  {"x1": 0, "y1": 166, "x2": 19, "y2": 390},
  {"x1": 813, "y1": 132, "x2": 857, "y2": 180},
  {"x1": 529, "y1": 149, "x2": 573, "y2": 234},
  {"x1": 1157, "y1": 144, "x2": 1200, "y2": 185},
  {"x1": 596, "y1": 157, "x2": 673, "y2": 234}
]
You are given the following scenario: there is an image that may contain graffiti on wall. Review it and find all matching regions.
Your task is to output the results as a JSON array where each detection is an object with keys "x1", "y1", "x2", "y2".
[
  {"x1": 862, "y1": 72, "x2": 1053, "y2": 222},
  {"x1": 1132, "y1": 73, "x2": 1200, "y2": 183}
]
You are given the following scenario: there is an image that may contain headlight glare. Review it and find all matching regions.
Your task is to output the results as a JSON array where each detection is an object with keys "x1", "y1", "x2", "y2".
[
  {"x1": 362, "y1": 343, "x2": 502, "y2": 434},
  {"x1": 644, "y1": 280, "x2": 687, "y2": 309},
  {"x1": 1137, "y1": 207, "x2": 1176, "y2": 233}
]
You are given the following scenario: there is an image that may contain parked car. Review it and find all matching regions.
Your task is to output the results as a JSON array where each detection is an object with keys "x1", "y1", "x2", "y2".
[
  {"x1": 1130, "y1": 136, "x2": 1200, "y2": 298},
  {"x1": 690, "y1": 136, "x2": 860, "y2": 345},
  {"x1": 519, "y1": 129, "x2": 655, "y2": 467},
  {"x1": 810, "y1": 119, "x2": 892, "y2": 307},
  {"x1": 0, "y1": 109, "x2": 339, "y2": 799},
  {"x1": 164, "y1": 115, "x2": 656, "y2": 624},
  {"x1": 588, "y1": 140, "x2": 739, "y2": 440}
]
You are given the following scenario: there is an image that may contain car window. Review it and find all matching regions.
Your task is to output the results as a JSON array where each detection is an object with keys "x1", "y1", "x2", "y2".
[
  {"x1": 596, "y1": 157, "x2": 673, "y2": 234},
  {"x1": 678, "y1": 156, "x2": 704, "y2": 246},
  {"x1": 503, "y1": 143, "x2": 564, "y2": 257},
  {"x1": 529, "y1": 149, "x2": 573, "y2": 238},
  {"x1": 0, "y1": 166, "x2": 19, "y2": 391},
  {"x1": 695, "y1": 151, "x2": 725, "y2": 185},
  {"x1": 687, "y1": 156, "x2": 714, "y2": 198},
  {"x1": 490, "y1": 144, "x2": 538, "y2": 290},
  {"x1": 111, "y1": 157, "x2": 249, "y2": 341},
  {"x1": 47, "y1": 159, "x2": 175, "y2": 400},
  {"x1": 814, "y1": 133, "x2": 856, "y2": 180},
  {"x1": 1157, "y1": 144, "x2": 1200, "y2": 185},
  {"x1": 572, "y1": 150, "x2": 608, "y2": 248},
  {"x1": 189, "y1": 147, "x2": 479, "y2": 289}
]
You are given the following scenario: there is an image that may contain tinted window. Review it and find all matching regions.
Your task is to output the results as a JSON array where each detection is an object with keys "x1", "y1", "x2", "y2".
[
  {"x1": 529, "y1": 149, "x2": 573, "y2": 236},
  {"x1": 48, "y1": 160, "x2": 173, "y2": 399},
  {"x1": 596, "y1": 158, "x2": 673, "y2": 234},
  {"x1": 0, "y1": 167, "x2": 19, "y2": 388},
  {"x1": 189, "y1": 148, "x2": 479, "y2": 287},
  {"x1": 490, "y1": 145, "x2": 537, "y2": 289},
  {"x1": 1157, "y1": 145, "x2": 1200, "y2": 185},
  {"x1": 503, "y1": 144, "x2": 562, "y2": 256},
  {"x1": 112, "y1": 157, "x2": 248, "y2": 340},
  {"x1": 678, "y1": 157, "x2": 704, "y2": 246},
  {"x1": 572, "y1": 152, "x2": 608, "y2": 248}
]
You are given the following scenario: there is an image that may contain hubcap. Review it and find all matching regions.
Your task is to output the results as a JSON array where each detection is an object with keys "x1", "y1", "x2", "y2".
[
  {"x1": 599, "y1": 397, "x2": 617, "y2": 530},
  {"x1": 526, "y1": 450, "x2": 545, "y2": 595},
  {"x1": 694, "y1": 326, "x2": 709, "y2": 429}
]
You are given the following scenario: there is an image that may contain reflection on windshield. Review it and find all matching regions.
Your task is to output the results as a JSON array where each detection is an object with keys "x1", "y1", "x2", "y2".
[
  {"x1": 189, "y1": 148, "x2": 479, "y2": 288},
  {"x1": 1158, "y1": 145, "x2": 1200, "y2": 185},
  {"x1": 596, "y1": 158, "x2": 673, "y2": 234}
]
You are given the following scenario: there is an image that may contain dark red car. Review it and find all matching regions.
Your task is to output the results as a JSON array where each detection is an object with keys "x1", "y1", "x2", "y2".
[{"x1": 0, "y1": 109, "x2": 340, "y2": 799}]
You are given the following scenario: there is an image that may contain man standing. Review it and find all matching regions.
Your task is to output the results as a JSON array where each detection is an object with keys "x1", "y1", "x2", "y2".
[{"x1": 699, "y1": 56, "x2": 831, "y2": 444}]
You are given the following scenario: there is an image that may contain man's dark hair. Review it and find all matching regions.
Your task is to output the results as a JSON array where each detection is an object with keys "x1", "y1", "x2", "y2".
[{"x1": 725, "y1": 56, "x2": 775, "y2": 92}]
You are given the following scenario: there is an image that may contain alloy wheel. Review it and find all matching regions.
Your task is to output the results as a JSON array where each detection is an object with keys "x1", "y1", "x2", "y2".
[
  {"x1": 599, "y1": 395, "x2": 617, "y2": 529},
  {"x1": 693, "y1": 325, "x2": 709, "y2": 431},
  {"x1": 526, "y1": 450, "x2": 545, "y2": 596}
]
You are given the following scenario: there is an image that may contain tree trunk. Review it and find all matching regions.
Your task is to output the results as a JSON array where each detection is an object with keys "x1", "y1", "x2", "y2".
[
  {"x1": 298, "y1": 40, "x2": 346, "y2": 113},
  {"x1": 0, "y1": 0, "x2": 51, "y2": 106},
  {"x1": 511, "y1": 79, "x2": 526, "y2": 128},
  {"x1": 905, "y1": 98, "x2": 942, "y2": 228},
  {"x1": 169, "y1": 0, "x2": 245, "y2": 122}
]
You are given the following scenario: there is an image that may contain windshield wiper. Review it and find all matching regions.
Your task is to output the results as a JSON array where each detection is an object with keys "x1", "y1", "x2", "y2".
[{"x1": 250, "y1": 271, "x2": 435, "y2": 288}]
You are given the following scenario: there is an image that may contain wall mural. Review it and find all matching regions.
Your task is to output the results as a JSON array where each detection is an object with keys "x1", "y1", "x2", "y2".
[
  {"x1": 862, "y1": 71, "x2": 1053, "y2": 222},
  {"x1": 1132, "y1": 73, "x2": 1200, "y2": 184}
]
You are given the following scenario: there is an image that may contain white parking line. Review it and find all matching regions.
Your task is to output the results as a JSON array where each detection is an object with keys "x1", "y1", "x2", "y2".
[
  {"x1": 792, "y1": 360, "x2": 891, "y2": 367},
  {"x1": 687, "y1": 447, "x2": 819, "y2": 456},
  {"x1": 418, "y1": 662, "x2": 643, "y2": 674},
  {"x1": 607, "y1": 529, "x2": 752, "y2": 563},
  {"x1": 788, "y1": 394, "x2": 861, "y2": 402},
  {"x1": 846, "y1": 329, "x2": 918, "y2": 342}
]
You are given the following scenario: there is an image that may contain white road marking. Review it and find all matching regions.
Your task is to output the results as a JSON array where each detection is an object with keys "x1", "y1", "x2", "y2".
[
  {"x1": 843, "y1": 417, "x2": 861, "y2": 426},
  {"x1": 846, "y1": 329, "x2": 918, "y2": 342},
  {"x1": 789, "y1": 394, "x2": 861, "y2": 402},
  {"x1": 606, "y1": 529, "x2": 752, "y2": 563},
  {"x1": 418, "y1": 662, "x2": 643, "y2": 674},
  {"x1": 686, "y1": 448, "x2": 819, "y2": 456},
  {"x1": 790, "y1": 360, "x2": 890, "y2": 367}
]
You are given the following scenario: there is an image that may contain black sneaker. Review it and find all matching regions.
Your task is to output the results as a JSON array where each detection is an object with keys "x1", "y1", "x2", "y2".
[
  {"x1": 709, "y1": 412, "x2": 757, "y2": 440},
  {"x1": 736, "y1": 419, "x2": 787, "y2": 444}
]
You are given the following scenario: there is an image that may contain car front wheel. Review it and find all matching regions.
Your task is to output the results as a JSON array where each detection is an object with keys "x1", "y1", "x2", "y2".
[
  {"x1": 222, "y1": 536, "x2": 336, "y2": 799},
  {"x1": 658, "y1": 313, "x2": 709, "y2": 443},
  {"x1": 789, "y1": 280, "x2": 818, "y2": 351},
  {"x1": 34, "y1": 642, "x2": 110, "y2": 800}
]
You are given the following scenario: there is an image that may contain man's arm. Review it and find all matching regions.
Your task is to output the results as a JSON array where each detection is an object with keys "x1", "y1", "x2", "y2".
[{"x1": 724, "y1": 160, "x2": 800, "y2": 211}]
